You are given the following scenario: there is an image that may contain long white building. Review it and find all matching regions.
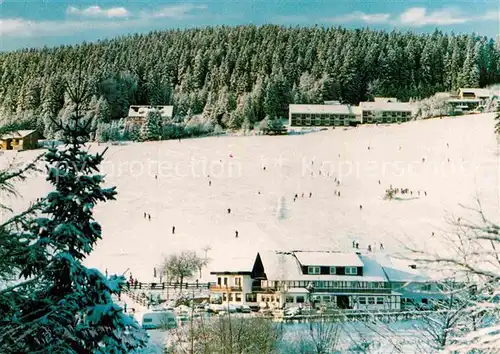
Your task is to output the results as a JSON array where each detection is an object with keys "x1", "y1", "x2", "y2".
[
  {"x1": 288, "y1": 104, "x2": 361, "y2": 127},
  {"x1": 209, "y1": 250, "x2": 449, "y2": 312},
  {"x1": 359, "y1": 101, "x2": 414, "y2": 124}
]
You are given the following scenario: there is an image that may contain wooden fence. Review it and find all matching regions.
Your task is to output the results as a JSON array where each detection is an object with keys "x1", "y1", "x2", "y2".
[{"x1": 124, "y1": 281, "x2": 215, "y2": 291}]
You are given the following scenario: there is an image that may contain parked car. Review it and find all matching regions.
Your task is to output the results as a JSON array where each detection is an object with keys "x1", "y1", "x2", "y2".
[
  {"x1": 284, "y1": 307, "x2": 302, "y2": 317},
  {"x1": 240, "y1": 305, "x2": 252, "y2": 313},
  {"x1": 138, "y1": 311, "x2": 177, "y2": 330}
]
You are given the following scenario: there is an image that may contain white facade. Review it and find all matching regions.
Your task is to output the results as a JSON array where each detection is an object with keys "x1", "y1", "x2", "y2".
[
  {"x1": 211, "y1": 274, "x2": 254, "y2": 305},
  {"x1": 359, "y1": 101, "x2": 414, "y2": 124},
  {"x1": 288, "y1": 104, "x2": 361, "y2": 127}
]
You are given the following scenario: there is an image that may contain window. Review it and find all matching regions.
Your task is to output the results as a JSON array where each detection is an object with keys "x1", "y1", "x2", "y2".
[
  {"x1": 296, "y1": 296, "x2": 305, "y2": 303},
  {"x1": 235, "y1": 293, "x2": 242, "y2": 302},
  {"x1": 368, "y1": 297, "x2": 375, "y2": 305},
  {"x1": 143, "y1": 318, "x2": 153, "y2": 323},
  {"x1": 329, "y1": 266, "x2": 336, "y2": 275},
  {"x1": 246, "y1": 293, "x2": 257, "y2": 302},
  {"x1": 345, "y1": 267, "x2": 358, "y2": 275},
  {"x1": 235, "y1": 277, "x2": 241, "y2": 287},
  {"x1": 376, "y1": 297, "x2": 384, "y2": 305},
  {"x1": 322, "y1": 296, "x2": 331, "y2": 302},
  {"x1": 359, "y1": 297, "x2": 366, "y2": 305},
  {"x1": 222, "y1": 293, "x2": 227, "y2": 301},
  {"x1": 223, "y1": 277, "x2": 228, "y2": 286},
  {"x1": 316, "y1": 281, "x2": 325, "y2": 288},
  {"x1": 228, "y1": 293, "x2": 233, "y2": 302},
  {"x1": 217, "y1": 277, "x2": 222, "y2": 286},
  {"x1": 285, "y1": 296, "x2": 294, "y2": 303},
  {"x1": 308, "y1": 266, "x2": 320, "y2": 275}
]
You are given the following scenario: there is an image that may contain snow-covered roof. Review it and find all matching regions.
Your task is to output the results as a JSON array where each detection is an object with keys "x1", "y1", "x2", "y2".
[
  {"x1": 0, "y1": 130, "x2": 37, "y2": 139},
  {"x1": 289, "y1": 104, "x2": 356, "y2": 115},
  {"x1": 259, "y1": 251, "x2": 387, "y2": 283},
  {"x1": 374, "y1": 97, "x2": 398, "y2": 103},
  {"x1": 209, "y1": 254, "x2": 256, "y2": 274},
  {"x1": 371, "y1": 254, "x2": 430, "y2": 283},
  {"x1": 459, "y1": 88, "x2": 492, "y2": 98},
  {"x1": 128, "y1": 105, "x2": 173, "y2": 119},
  {"x1": 359, "y1": 101, "x2": 413, "y2": 112},
  {"x1": 294, "y1": 251, "x2": 363, "y2": 267}
]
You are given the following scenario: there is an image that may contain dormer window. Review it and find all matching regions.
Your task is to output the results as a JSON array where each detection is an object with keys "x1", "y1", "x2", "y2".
[
  {"x1": 308, "y1": 266, "x2": 320, "y2": 275},
  {"x1": 345, "y1": 267, "x2": 358, "y2": 275},
  {"x1": 329, "y1": 266, "x2": 336, "y2": 275}
]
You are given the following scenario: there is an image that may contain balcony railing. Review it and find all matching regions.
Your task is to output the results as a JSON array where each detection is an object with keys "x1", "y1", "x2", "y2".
[
  {"x1": 210, "y1": 285, "x2": 242, "y2": 292},
  {"x1": 255, "y1": 287, "x2": 391, "y2": 294}
]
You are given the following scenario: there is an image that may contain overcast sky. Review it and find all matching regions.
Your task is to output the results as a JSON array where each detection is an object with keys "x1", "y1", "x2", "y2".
[{"x1": 0, "y1": 0, "x2": 498, "y2": 51}]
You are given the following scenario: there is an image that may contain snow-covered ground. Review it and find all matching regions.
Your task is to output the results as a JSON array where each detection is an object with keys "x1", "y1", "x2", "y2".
[{"x1": 1, "y1": 113, "x2": 498, "y2": 283}]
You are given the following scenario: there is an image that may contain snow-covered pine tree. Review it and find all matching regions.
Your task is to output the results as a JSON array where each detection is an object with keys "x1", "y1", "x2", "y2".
[
  {"x1": 140, "y1": 108, "x2": 162, "y2": 141},
  {"x1": 0, "y1": 68, "x2": 147, "y2": 353}
]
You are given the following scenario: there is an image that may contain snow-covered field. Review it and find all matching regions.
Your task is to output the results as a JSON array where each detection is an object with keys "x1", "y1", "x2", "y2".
[{"x1": 1, "y1": 113, "x2": 498, "y2": 282}]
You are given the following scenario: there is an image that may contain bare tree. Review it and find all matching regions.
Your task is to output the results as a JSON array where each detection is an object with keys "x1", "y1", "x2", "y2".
[
  {"x1": 408, "y1": 200, "x2": 500, "y2": 353},
  {"x1": 160, "y1": 251, "x2": 206, "y2": 287},
  {"x1": 165, "y1": 315, "x2": 282, "y2": 354}
]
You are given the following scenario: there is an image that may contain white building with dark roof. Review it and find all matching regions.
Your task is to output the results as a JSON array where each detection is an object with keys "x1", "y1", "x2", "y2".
[
  {"x1": 209, "y1": 250, "x2": 402, "y2": 311},
  {"x1": 359, "y1": 101, "x2": 414, "y2": 124},
  {"x1": 288, "y1": 104, "x2": 361, "y2": 127}
]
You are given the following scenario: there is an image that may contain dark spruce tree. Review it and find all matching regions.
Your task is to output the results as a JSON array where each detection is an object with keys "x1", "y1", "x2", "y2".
[{"x1": 0, "y1": 69, "x2": 147, "y2": 353}]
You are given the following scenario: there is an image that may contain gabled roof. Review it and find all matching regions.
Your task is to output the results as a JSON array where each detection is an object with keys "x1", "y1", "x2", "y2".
[
  {"x1": 0, "y1": 130, "x2": 37, "y2": 139},
  {"x1": 371, "y1": 254, "x2": 430, "y2": 283},
  {"x1": 359, "y1": 101, "x2": 413, "y2": 112},
  {"x1": 209, "y1": 253, "x2": 257, "y2": 274},
  {"x1": 259, "y1": 251, "x2": 387, "y2": 283},
  {"x1": 289, "y1": 104, "x2": 356, "y2": 115},
  {"x1": 294, "y1": 251, "x2": 364, "y2": 267}
]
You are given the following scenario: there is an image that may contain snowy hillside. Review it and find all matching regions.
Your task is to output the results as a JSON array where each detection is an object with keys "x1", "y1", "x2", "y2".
[{"x1": 1, "y1": 113, "x2": 498, "y2": 282}]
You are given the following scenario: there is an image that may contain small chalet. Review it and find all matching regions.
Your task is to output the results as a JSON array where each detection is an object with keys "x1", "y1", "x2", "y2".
[
  {"x1": 209, "y1": 253, "x2": 266, "y2": 307},
  {"x1": 0, "y1": 130, "x2": 39, "y2": 151},
  {"x1": 126, "y1": 105, "x2": 174, "y2": 125}
]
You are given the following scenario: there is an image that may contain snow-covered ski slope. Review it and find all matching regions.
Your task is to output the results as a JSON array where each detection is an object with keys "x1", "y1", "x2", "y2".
[{"x1": 1, "y1": 113, "x2": 498, "y2": 281}]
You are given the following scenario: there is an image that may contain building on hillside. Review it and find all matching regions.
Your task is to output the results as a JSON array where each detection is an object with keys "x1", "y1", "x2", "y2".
[
  {"x1": 209, "y1": 254, "x2": 266, "y2": 308},
  {"x1": 446, "y1": 88, "x2": 500, "y2": 114},
  {"x1": 126, "y1": 105, "x2": 174, "y2": 125},
  {"x1": 458, "y1": 88, "x2": 493, "y2": 103},
  {"x1": 373, "y1": 255, "x2": 447, "y2": 310},
  {"x1": 0, "y1": 130, "x2": 39, "y2": 151},
  {"x1": 210, "y1": 250, "x2": 402, "y2": 312},
  {"x1": 446, "y1": 98, "x2": 482, "y2": 114},
  {"x1": 257, "y1": 251, "x2": 401, "y2": 311},
  {"x1": 359, "y1": 101, "x2": 414, "y2": 124},
  {"x1": 288, "y1": 104, "x2": 361, "y2": 127}
]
